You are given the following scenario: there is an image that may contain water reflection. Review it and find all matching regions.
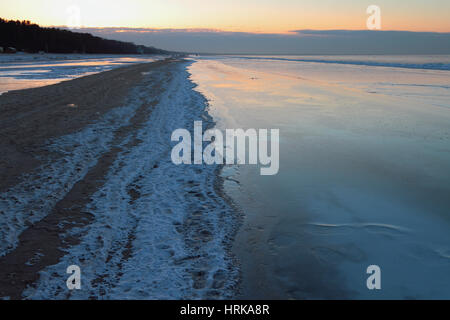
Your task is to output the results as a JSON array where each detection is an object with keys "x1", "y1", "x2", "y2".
[{"x1": 189, "y1": 56, "x2": 450, "y2": 299}]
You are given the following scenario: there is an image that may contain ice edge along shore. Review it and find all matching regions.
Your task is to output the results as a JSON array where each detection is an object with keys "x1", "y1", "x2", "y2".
[{"x1": 0, "y1": 59, "x2": 240, "y2": 299}]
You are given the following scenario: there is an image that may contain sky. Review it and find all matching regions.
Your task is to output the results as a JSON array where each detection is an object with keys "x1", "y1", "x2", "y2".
[{"x1": 2, "y1": 0, "x2": 450, "y2": 53}]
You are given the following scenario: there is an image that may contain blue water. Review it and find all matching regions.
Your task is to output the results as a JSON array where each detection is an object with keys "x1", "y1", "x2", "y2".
[{"x1": 189, "y1": 55, "x2": 450, "y2": 299}]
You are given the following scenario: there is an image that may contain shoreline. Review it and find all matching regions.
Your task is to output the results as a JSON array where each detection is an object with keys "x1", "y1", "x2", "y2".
[
  {"x1": 0, "y1": 59, "x2": 172, "y2": 193},
  {"x1": 0, "y1": 59, "x2": 241, "y2": 299}
]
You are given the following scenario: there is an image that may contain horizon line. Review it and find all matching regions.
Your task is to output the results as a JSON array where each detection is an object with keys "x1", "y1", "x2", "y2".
[
  {"x1": 54, "y1": 26, "x2": 450, "y2": 35},
  {"x1": 2, "y1": 18, "x2": 448, "y2": 35}
]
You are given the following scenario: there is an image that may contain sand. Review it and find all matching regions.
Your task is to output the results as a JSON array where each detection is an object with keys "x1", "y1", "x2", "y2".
[
  {"x1": 0, "y1": 58, "x2": 176, "y2": 298},
  {"x1": 0, "y1": 57, "x2": 239, "y2": 300},
  {"x1": 0, "y1": 59, "x2": 174, "y2": 193}
]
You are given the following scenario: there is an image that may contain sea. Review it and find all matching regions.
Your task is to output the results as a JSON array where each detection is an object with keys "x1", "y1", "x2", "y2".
[{"x1": 188, "y1": 55, "x2": 450, "y2": 299}]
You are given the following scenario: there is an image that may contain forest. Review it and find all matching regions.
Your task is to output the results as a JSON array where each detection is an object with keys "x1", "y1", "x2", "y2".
[{"x1": 0, "y1": 18, "x2": 168, "y2": 54}]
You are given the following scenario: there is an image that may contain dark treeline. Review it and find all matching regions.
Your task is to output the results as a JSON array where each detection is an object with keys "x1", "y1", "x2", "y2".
[{"x1": 0, "y1": 18, "x2": 169, "y2": 54}]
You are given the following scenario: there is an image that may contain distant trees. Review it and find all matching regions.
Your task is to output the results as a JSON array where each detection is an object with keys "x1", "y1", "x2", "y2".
[{"x1": 0, "y1": 18, "x2": 168, "y2": 54}]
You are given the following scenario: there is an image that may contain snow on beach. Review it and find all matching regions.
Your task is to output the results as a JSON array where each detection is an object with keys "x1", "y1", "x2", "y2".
[
  {"x1": 0, "y1": 60, "x2": 239, "y2": 299},
  {"x1": 0, "y1": 94, "x2": 144, "y2": 256}
]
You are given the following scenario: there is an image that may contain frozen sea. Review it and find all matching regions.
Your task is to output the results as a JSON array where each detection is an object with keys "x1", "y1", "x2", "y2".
[
  {"x1": 0, "y1": 57, "x2": 238, "y2": 299},
  {"x1": 188, "y1": 55, "x2": 450, "y2": 299}
]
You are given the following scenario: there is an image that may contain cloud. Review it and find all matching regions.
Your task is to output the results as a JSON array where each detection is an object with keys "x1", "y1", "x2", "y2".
[{"x1": 75, "y1": 27, "x2": 450, "y2": 54}]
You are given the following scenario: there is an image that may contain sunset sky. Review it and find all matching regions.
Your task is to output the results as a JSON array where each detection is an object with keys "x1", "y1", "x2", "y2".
[
  {"x1": 2, "y1": 0, "x2": 450, "y2": 53},
  {"x1": 1, "y1": 0, "x2": 450, "y2": 33}
]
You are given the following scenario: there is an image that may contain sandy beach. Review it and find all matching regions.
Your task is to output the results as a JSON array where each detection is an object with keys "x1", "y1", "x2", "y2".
[
  {"x1": 0, "y1": 59, "x2": 171, "y2": 298},
  {"x1": 0, "y1": 59, "x2": 171, "y2": 192},
  {"x1": 1, "y1": 54, "x2": 449, "y2": 300},
  {"x1": 189, "y1": 55, "x2": 450, "y2": 299},
  {"x1": 0, "y1": 58, "x2": 239, "y2": 299}
]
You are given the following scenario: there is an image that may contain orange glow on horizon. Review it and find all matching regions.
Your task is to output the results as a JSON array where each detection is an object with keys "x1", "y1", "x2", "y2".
[{"x1": 1, "y1": 0, "x2": 449, "y2": 34}]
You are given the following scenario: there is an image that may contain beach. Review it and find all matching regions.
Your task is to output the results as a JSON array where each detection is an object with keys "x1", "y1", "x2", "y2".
[
  {"x1": 0, "y1": 54, "x2": 449, "y2": 300},
  {"x1": 0, "y1": 57, "x2": 239, "y2": 299}
]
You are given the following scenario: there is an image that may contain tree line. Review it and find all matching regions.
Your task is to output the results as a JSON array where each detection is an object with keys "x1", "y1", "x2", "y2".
[{"x1": 0, "y1": 18, "x2": 168, "y2": 54}]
